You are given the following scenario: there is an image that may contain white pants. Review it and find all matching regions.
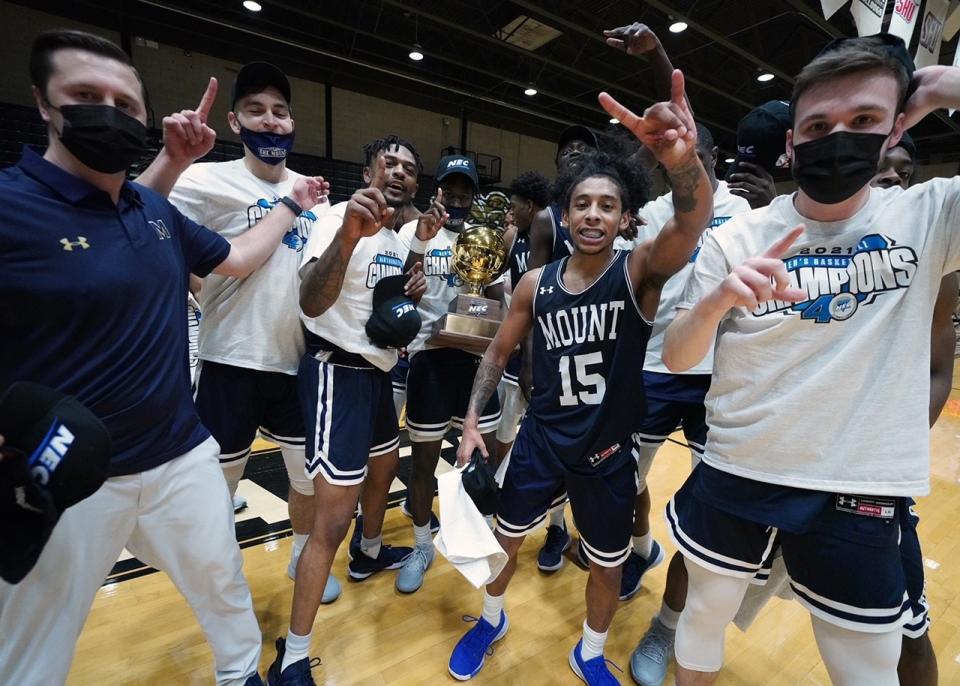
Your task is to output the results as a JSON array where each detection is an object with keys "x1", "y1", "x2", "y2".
[{"x1": 0, "y1": 436, "x2": 261, "y2": 685}]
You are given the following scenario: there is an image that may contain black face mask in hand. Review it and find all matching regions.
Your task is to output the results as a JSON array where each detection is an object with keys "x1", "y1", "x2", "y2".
[
  {"x1": 791, "y1": 129, "x2": 891, "y2": 205},
  {"x1": 51, "y1": 104, "x2": 148, "y2": 174}
]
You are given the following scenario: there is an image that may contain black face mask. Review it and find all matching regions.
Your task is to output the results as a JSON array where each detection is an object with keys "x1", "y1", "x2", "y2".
[
  {"x1": 52, "y1": 104, "x2": 148, "y2": 173},
  {"x1": 791, "y1": 130, "x2": 890, "y2": 205}
]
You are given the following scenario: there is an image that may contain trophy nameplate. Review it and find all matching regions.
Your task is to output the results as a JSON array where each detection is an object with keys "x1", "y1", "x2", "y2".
[{"x1": 427, "y1": 225, "x2": 507, "y2": 353}]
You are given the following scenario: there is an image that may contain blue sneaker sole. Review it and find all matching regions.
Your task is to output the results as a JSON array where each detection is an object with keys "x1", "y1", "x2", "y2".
[{"x1": 448, "y1": 615, "x2": 510, "y2": 681}]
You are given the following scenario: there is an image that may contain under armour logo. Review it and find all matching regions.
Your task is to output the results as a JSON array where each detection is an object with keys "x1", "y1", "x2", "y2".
[
  {"x1": 148, "y1": 219, "x2": 171, "y2": 240},
  {"x1": 838, "y1": 496, "x2": 857, "y2": 507},
  {"x1": 539, "y1": 286, "x2": 554, "y2": 295},
  {"x1": 60, "y1": 237, "x2": 90, "y2": 251}
]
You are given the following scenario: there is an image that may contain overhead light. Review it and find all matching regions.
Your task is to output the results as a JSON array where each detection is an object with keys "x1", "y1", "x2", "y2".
[
  {"x1": 725, "y1": 157, "x2": 735, "y2": 163},
  {"x1": 669, "y1": 21, "x2": 688, "y2": 33},
  {"x1": 524, "y1": 86, "x2": 538, "y2": 96},
  {"x1": 757, "y1": 72, "x2": 775, "y2": 82},
  {"x1": 409, "y1": 44, "x2": 424, "y2": 61},
  {"x1": 242, "y1": 0, "x2": 262, "y2": 11},
  {"x1": 609, "y1": 118, "x2": 619, "y2": 124}
]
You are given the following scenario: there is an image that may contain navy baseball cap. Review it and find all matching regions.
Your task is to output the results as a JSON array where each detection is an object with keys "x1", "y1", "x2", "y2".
[
  {"x1": 435, "y1": 155, "x2": 479, "y2": 190},
  {"x1": 556, "y1": 125, "x2": 599, "y2": 161},
  {"x1": 232, "y1": 61, "x2": 292, "y2": 109},
  {"x1": 365, "y1": 274, "x2": 421, "y2": 349},
  {"x1": 0, "y1": 382, "x2": 111, "y2": 583},
  {"x1": 895, "y1": 130, "x2": 916, "y2": 161},
  {"x1": 728, "y1": 100, "x2": 791, "y2": 176}
]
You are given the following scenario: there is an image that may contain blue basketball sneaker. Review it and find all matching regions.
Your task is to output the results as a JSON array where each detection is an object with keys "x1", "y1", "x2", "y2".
[
  {"x1": 395, "y1": 545, "x2": 434, "y2": 593},
  {"x1": 347, "y1": 541, "x2": 412, "y2": 580},
  {"x1": 266, "y1": 637, "x2": 321, "y2": 686},
  {"x1": 619, "y1": 540, "x2": 664, "y2": 600},
  {"x1": 400, "y1": 498, "x2": 440, "y2": 533},
  {"x1": 287, "y1": 550, "x2": 341, "y2": 604},
  {"x1": 537, "y1": 522, "x2": 572, "y2": 571},
  {"x1": 630, "y1": 617, "x2": 675, "y2": 686},
  {"x1": 569, "y1": 640, "x2": 622, "y2": 685},
  {"x1": 448, "y1": 611, "x2": 509, "y2": 680}
]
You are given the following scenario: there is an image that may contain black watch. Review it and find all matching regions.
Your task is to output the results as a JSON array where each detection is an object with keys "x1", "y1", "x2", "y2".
[{"x1": 279, "y1": 195, "x2": 303, "y2": 216}]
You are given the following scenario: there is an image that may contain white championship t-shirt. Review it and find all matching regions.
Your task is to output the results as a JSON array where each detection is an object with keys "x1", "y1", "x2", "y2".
[
  {"x1": 633, "y1": 181, "x2": 751, "y2": 374},
  {"x1": 299, "y1": 201, "x2": 406, "y2": 372},
  {"x1": 170, "y1": 159, "x2": 330, "y2": 375},
  {"x1": 678, "y1": 180, "x2": 960, "y2": 496},
  {"x1": 397, "y1": 221, "x2": 503, "y2": 356}
]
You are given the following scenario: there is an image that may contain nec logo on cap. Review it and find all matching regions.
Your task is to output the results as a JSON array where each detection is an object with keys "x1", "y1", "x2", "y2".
[{"x1": 447, "y1": 159, "x2": 471, "y2": 169}]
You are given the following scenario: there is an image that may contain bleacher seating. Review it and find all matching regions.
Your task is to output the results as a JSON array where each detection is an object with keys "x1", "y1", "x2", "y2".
[{"x1": 0, "y1": 101, "x2": 436, "y2": 208}]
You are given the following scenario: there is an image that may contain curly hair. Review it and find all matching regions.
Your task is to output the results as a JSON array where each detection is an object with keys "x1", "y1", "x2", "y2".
[
  {"x1": 552, "y1": 152, "x2": 651, "y2": 216},
  {"x1": 508, "y1": 170, "x2": 550, "y2": 208},
  {"x1": 361, "y1": 135, "x2": 423, "y2": 175}
]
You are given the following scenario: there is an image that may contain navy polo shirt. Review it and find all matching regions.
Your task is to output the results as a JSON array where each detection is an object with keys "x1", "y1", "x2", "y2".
[{"x1": 0, "y1": 147, "x2": 231, "y2": 476}]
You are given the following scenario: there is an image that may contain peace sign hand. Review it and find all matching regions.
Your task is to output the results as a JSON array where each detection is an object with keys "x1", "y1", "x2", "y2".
[
  {"x1": 599, "y1": 69, "x2": 696, "y2": 171},
  {"x1": 160, "y1": 77, "x2": 219, "y2": 167},
  {"x1": 710, "y1": 225, "x2": 807, "y2": 312}
]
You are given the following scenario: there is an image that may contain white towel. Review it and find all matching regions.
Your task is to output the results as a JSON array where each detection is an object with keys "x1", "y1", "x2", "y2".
[{"x1": 433, "y1": 467, "x2": 507, "y2": 588}]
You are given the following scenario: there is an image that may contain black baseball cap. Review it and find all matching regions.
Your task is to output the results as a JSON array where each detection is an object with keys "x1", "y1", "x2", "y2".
[
  {"x1": 461, "y1": 448, "x2": 497, "y2": 516},
  {"x1": 365, "y1": 274, "x2": 422, "y2": 349},
  {"x1": 894, "y1": 130, "x2": 916, "y2": 161},
  {"x1": 556, "y1": 125, "x2": 599, "y2": 161},
  {"x1": 435, "y1": 155, "x2": 479, "y2": 190},
  {"x1": 0, "y1": 382, "x2": 112, "y2": 583},
  {"x1": 231, "y1": 61, "x2": 292, "y2": 109},
  {"x1": 728, "y1": 100, "x2": 791, "y2": 176}
]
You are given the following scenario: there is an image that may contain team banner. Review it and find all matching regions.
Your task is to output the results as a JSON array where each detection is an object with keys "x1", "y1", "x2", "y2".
[
  {"x1": 851, "y1": 0, "x2": 887, "y2": 35},
  {"x1": 916, "y1": 0, "x2": 949, "y2": 67},
  {"x1": 889, "y1": 0, "x2": 922, "y2": 44}
]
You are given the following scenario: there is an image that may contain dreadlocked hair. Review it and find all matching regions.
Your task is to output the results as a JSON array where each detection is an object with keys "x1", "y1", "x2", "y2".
[
  {"x1": 362, "y1": 135, "x2": 423, "y2": 175},
  {"x1": 552, "y1": 152, "x2": 651, "y2": 216},
  {"x1": 508, "y1": 170, "x2": 550, "y2": 208}
]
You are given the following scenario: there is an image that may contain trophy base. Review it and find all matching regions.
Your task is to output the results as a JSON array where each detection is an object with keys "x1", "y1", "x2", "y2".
[{"x1": 427, "y1": 314, "x2": 499, "y2": 355}]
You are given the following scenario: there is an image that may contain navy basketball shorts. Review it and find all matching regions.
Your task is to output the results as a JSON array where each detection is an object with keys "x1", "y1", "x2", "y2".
[
  {"x1": 901, "y1": 498, "x2": 930, "y2": 638},
  {"x1": 297, "y1": 352, "x2": 400, "y2": 486},
  {"x1": 666, "y1": 464, "x2": 914, "y2": 633},
  {"x1": 497, "y1": 420, "x2": 639, "y2": 567},
  {"x1": 636, "y1": 372, "x2": 710, "y2": 459},
  {"x1": 405, "y1": 348, "x2": 501, "y2": 442},
  {"x1": 502, "y1": 351, "x2": 522, "y2": 385},
  {"x1": 390, "y1": 353, "x2": 410, "y2": 395},
  {"x1": 193, "y1": 360, "x2": 305, "y2": 465}
]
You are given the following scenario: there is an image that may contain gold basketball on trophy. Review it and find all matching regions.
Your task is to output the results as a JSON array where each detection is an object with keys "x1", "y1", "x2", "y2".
[
  {"x1": 427, "y1": 224, "x2": 509, "y2": 353},
  {"x1": 452, "y1": 226, "x2": 508, "y2": 296}
]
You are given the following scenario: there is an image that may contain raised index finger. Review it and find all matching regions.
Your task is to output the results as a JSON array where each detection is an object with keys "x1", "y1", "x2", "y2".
[
  {"x1": 762, "y1": 224, "x2": 805, "y2": 259},
  {"x1": 196, "y1": 77, "x2": 218, "y2": 122},
  {"x1": 598, "y1": 92, "x2": 646, "y2": 132}
]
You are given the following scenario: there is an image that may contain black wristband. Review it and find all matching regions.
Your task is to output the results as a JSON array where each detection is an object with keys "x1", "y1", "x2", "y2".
[{"x1": 279, "y1": 195, "x2": 303, "y2": 216}]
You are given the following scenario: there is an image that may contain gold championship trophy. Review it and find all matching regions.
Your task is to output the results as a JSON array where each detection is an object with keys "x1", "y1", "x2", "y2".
[{"x1": 427, "y1": 224, "x2": 508, "y2": 354}]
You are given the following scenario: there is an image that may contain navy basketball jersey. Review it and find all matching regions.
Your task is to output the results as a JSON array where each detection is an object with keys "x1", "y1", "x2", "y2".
[
  {"x1": 508, "y1": 231, "x2": 531, "y2": 288},
  {"x1": 529, "y1": 250, "x2": 651, "y2": 470},
  {"x1": 548, "y1": 204, "x2": 574, "y2": 263}
]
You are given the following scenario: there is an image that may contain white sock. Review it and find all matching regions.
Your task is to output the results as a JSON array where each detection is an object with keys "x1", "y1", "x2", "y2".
[
  {"x1": 292, "y1": 533, "x2": 309, "y2": 560},
  {"x1": 360, "y1": 534, "x2": 382, "y2": 559},
  {"x1": 548, "y1": 507, "x2": 565, "y2": 528},
  {"x1": 281, "y1": 629, "x2": 311, "y2": 672},
  {"x1": 632, "y1": 532, "x2": 653, "y2": 559},
  {"x1": 414, "y1": 523, "x2": 433, "y2": 549},
  {"x1": 658, "y1": 601, "x2": 681, "y2": 631},
  {"x1": 481, "y1": 590, "x2": 505, "y2": 627},
  {"x1": 580, "y1": 620, "x2": 608, "y2": 661}
]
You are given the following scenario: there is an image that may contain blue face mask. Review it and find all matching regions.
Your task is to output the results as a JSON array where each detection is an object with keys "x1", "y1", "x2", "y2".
[
  {"x1": 446, "y1": 205, "x2": 472, "y2": 229},
  {"x1": 239, "y1": 126, "x2": 294, "y2": 165}
]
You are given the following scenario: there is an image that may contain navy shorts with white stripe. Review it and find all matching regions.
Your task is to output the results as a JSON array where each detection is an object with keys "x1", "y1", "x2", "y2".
[
  {"x1": 667, "y1": 463, "x2": 915, "y2": 634},
  {"x1": 298, "y1": 352, "x2": 399, "y2": 486},
  {"x1": 496, "y1": 417, "x2": 638, "y2": 568}
]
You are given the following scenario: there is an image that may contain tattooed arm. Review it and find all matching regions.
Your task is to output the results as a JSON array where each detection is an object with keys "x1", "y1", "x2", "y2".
[
  {"x1": 300, "y1": 187, "x2": 394, "y2": 317},
  {"x1": 456, "y1": 269, "x2": 539, "y2": 466}
]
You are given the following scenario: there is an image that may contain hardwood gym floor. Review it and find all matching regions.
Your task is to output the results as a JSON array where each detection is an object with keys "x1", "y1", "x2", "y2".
[{"x1": 67, "y1": 374, "x2": 960, "y2": 685}]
